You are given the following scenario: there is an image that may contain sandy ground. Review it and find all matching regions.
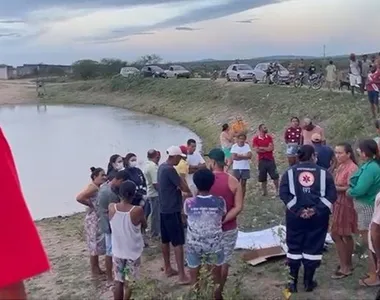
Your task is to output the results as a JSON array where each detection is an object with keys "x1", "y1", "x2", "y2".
[{"x1": 0, "y1": 79, "x2": 37, "y2": 104}]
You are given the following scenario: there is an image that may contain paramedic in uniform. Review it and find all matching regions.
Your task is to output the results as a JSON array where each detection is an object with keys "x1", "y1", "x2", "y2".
[{"x1": 279, "y1": 145, "x2": 337, "y2": 293}]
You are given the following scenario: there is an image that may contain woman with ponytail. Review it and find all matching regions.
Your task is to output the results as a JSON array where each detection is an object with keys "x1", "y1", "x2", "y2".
[
  {"x1": 348, "y1": 139, "x2": 380, "y2": 287},
  {"x1": 76, "y1": 167, "x2": 107, "y2": 275}
]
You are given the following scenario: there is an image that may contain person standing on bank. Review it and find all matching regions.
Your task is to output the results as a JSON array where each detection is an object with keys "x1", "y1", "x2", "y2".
[
  {"x1": 231, "y1": 133, "x2": 252, "y2": 199},
  {"x1": 284, "y1": 117, "x2": 303, "y2": 166},
  {"x1": 207, "y1": 148, "x2": 244, "y2": 296},
  {"x1": 158, "y1": 146, "x2": 192, "y2": 285},
  {"x1": 106, "y1": 154, "x2": 124, "y2": 180},
  {"x1": 76, "y1": 167, "x2": 107, "y2": 276},
  {"x1": 143, "y1": 149, "x2": 161, "y2": 238},
  {"x1": 253, "y1": 124, "x2": 280, "y2": 196},
  {"x1": 279, "y1": 145, "x2": 337, "y2": 293},
  {"x1": 220, "y1": 123, "x2": 233, "y2": 170},
  {"x1": 97, "y1": 170, "x2": 127, "y2": 284},
  {"x1": 186, "y1": 139, "x2": 206, "y2": 196},
  {"x1": 311, "y1": 133, "x2": 335, "y2": 171}
]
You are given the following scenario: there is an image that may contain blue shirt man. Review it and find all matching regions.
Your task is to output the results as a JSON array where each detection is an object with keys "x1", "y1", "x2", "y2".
[{"x1": 311, "y1": 133, "x2": 334, "y2": 169}]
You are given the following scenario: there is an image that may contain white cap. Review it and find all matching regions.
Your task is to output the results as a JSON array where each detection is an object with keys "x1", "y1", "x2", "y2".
[{"x1": 166, "y1": 146, "x2": 186, "y2": 157}]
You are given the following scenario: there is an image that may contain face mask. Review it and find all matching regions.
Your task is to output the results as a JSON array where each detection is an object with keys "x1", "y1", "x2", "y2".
[
  {"x1": 129, "y1": 161, "x2": 138, "y2": 168},
  {"x1": 114, "y1": 162, "x2": 124, "y2": 171}
]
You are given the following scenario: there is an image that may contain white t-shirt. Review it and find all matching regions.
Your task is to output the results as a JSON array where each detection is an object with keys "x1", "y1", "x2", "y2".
[
  {"x1": 369, "y1": 192, "x2": 380, "y2": 253},
  {"x1": 186, "y1": 152, "x2": 205, "y2": 186},
  {"x1": 231, "y1": 143, "x2": 251, "y2": 170}
]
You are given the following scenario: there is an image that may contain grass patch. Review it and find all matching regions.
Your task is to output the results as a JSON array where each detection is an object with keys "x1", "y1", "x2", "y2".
[{"x1": 39, "y1": 77, "x2": 377, "y2": 299}]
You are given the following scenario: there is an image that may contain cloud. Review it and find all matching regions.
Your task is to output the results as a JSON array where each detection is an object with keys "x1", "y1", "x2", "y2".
[
  {"x1": 175, "y1": 26, "x2": 201, "y2": 31},
  {"x1": 235, "y1": 18, "x2": 258, "y2": 23}
]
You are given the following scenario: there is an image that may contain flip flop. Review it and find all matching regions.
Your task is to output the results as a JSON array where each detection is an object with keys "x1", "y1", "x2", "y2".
[
  {"x1": 359, "y1": 277, "x2": 380, "y2": 287},
  {"x1": 331, "y1": 270, "x2": 352, "y2": 279}
]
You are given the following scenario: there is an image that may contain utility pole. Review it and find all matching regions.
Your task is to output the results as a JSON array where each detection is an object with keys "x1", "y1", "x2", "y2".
[{"x1": 322, "y1": 44, "x2": 326, "y2": 68}]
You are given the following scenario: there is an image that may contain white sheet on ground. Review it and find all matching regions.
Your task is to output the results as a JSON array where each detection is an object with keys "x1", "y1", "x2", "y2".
[{"x1": 235, "y1": 225, "x2": 333, "y2": 252}]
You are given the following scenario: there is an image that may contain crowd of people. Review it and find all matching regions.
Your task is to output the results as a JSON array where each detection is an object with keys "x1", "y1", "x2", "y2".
[
  {"x1": 221, "y1": 115, "x2": 380, "y2": 296},
  {"x1": 76, "y1": 139, "x2": 243, "y2": 300}
]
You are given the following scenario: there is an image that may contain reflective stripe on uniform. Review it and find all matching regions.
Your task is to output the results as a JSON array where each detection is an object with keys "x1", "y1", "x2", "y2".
[
  {"x1": 319, "y1": 169, "x2": 332, "y2": 212},
  {"x1": 287, "y1": 169, "x2": 297, "y2": 209},
  {"x1": 287, "y1": 253, "x2": 303, "y2": 260},
  {"x1": 302, "y1": 253, "x2": 322, "y2": 260}
]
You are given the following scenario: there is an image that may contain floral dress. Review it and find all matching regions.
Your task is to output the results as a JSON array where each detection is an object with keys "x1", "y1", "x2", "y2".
[
  {"x1": 331, "y1": 161, "x2": 358, "y2": 236},
  {"x1": 84, "y1": 185, "x2": 106, "y2": 256}
]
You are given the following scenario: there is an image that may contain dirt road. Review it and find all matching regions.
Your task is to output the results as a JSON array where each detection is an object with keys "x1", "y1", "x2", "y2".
[{"x1": 0, "y1": 79, "x2": 37, "y2": 104}]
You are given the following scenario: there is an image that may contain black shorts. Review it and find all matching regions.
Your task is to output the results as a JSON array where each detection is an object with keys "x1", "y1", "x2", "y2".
[
  {"x1": 160, "y1": 212, "x2": 185, "y2": 247},
  {"x1": 368, "y1": 91, "x2": 379, "y2": 105},
  {"x1": 258, "y1": 159, "x2": 279, "y2": 182}
]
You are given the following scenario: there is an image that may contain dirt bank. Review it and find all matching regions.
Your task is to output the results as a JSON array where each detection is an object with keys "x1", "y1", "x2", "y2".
[
  {"x1": 26, "y1": 78, "x2": 376, "y2": 299},
  {"x1": 0, "y1": 79, "x2": 37, "y2": 105}
]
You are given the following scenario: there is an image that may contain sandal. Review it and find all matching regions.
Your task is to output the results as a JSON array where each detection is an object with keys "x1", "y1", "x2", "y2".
[
  {"x1": 359, "y1": 276, "x2": 380, "y2": 287},
  {"x1": 331, "y1": 270, "x2": 352, "y2": 279}
]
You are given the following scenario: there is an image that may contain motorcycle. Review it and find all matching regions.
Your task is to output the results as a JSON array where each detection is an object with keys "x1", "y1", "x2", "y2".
[{"x1": 294, "y1": 71, "x2": 324, "y2": 90}]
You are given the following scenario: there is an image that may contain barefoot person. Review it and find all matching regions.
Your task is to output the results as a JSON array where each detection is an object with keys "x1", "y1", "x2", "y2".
[
  {"x1": 109, "y1": 180, "x2": 146, "y2": 300},
  {"x1": 349, "y1": 53, "x2": 362, "y2": 96},
  {"x1": 284, "y1": 117, "x2": 303, "y2": 166},
  {"x1": 158, "y1": 146, "x2": 192, "y2": 284},
  {"x1": 253, "y1": 124, "x2": 279, "y2": 196},
  {"x1": 231, "y1": 133, "x2": 252, "y2": 199},
  {"x1": 97, "y1": 170, "x2": 127, "y2": 284},
  {"x1": 207, "y1": 148, "x2": 244, "y2": 296},
  {"x1": 330, "y1": 143, "x2": 358, "y2": 279},
  {"x1": 184, "y1": 168, "x2": 226, "y2": 299},
  {"x1": 280, "y1": 145, "x2": 337, "y2": 293},
  {"x1": 348, "y1": 139, "x2": 380, "y2": 287},
  {"x1": 0, "y1": 128, "x2": 50, "y2": 300},
  {"x1": 76, "y1": 167, "x2": 107, "y2": 276}
]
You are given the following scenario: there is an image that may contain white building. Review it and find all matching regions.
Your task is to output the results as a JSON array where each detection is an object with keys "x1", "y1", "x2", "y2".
[{"x1": 0, "y1": 65, "x2": 15, "y2": 80}]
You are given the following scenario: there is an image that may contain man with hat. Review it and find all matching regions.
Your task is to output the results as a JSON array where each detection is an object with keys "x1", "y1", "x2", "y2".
[
  {"x1": 206, "y1": 148, "x2": 244, "y2": 296},
  {"x1": 311, "y1": 133, "x2": 335, "y2": 170},
  {"x1": 158, "y1": 146, "x2": 192, "y2": 284}
]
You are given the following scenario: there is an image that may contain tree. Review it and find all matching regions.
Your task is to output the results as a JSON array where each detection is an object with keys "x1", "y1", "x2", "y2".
[
  {"x1": 134, "y1": 54, "x2": 162, "y2": 66},
  {"x1": 72, "y1": 60, "x2": 100, "y2": 79},
  {"x1": 100, "y1": 58, "x2": 127, "y2": 77}
]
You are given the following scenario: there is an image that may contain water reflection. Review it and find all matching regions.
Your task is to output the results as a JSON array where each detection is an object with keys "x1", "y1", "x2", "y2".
[{"x1": 0, "y1": 104, "x2": 201, "y2": 220}]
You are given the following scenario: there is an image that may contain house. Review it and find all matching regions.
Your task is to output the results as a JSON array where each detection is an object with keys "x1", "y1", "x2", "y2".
[
  {"x1": 0, "y1": 65, "x2": 16, "y2": 80},
  {"x1": 16, "y1": 64, "x2": 73, "y2": 77}
]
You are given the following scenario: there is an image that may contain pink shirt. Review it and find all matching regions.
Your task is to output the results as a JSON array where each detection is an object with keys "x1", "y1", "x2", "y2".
[
  {"x1": 302, "y1": 125, "x2": 325, "y2": 145},
  {"x1": 369, "y1": 192, "x2": 380, "y2": 253}
]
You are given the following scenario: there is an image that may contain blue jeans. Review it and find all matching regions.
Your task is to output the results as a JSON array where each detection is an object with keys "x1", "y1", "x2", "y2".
[
  {"x1": 144, "y1": 196, "x2": 161, "y2": 238},
  {"x1": 186, "y1": 249, "x2": 224, "y2": 268}
]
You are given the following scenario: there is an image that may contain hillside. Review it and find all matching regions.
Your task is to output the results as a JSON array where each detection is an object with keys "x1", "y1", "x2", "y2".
[{"x1": 31, "y1": 78, "x2": 376, "y2": 300}]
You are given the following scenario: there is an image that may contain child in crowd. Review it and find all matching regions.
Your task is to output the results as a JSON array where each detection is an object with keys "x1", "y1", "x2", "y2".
[
  {"x1": 109, "y1": 181, "x2": 146, "y2": 300},
  {"x1": 183, "y1": 168, "x2": 226, "y2": 299}
]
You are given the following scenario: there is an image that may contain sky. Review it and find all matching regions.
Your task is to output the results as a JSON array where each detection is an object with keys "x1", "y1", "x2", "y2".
[{"x1": 0, "y1": 0, "x2": 379, "y2": 65}]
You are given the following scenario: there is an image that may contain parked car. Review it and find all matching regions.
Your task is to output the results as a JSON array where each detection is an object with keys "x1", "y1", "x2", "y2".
[
  {"x1": 225, "y1": 64, "x2": 256, "y2": 82},
  {"x1": 253, "y1": 62, "x2": 290, "y2": 83},
  {"x1": 120, "y1": 67, "x2": 140, "y2": 77},
  {"x1": 141, "y1": 65, "x2": 167, "y2": 78},
  {"x1": 164, "y1": 65, "x2": 191, "y2": 78}
]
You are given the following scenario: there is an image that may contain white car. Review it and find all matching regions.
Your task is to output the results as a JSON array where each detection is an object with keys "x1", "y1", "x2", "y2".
[
  {"x1": 120, "y1": 67, "x2": 140, "y2": 77},
  {"x1": 226, "y1": 64, "x2": 256, "y2": 82},
  {"x1": 253, "y1": 63, "x2": 290, "y2": 83},
  {"x1": 164, "y1": 65, "x2": 191, "y2": 78}
]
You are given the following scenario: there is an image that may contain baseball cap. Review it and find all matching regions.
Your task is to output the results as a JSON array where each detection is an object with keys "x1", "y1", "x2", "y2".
[
  {"x1": 179, "y1": 145, "x2": 188, "y2": 155},
  {"x1": 205, "y1": 148, "x2": 225, "y2": 164},
  {"x1": 166, "y1": 145, "x2": 186, "y2": 157},
  {"x1": 311, "y1": 133, "x2": 322, "y2": 142}
]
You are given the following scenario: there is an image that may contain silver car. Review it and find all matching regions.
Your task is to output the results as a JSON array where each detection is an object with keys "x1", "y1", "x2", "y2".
[
  {"x1": 226, "y1": 64, "x2": 256, "y2": 82},
  {"x1": 164, "y1": 65, "x2": 191, "y2": 78},
  {"x1": 253, "y1": 62, "x2": 290, "y2": 83}
]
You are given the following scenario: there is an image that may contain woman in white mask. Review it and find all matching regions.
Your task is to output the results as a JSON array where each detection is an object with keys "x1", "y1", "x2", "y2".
[
  {"x1": 124, "y1": 153, "x2": 147, "y2": 206},
  {"x1": 106, "y1": 154, "x2": 124, "y2": 181}
]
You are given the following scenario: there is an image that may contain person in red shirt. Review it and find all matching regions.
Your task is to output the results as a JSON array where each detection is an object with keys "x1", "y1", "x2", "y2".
[
  {"x1": 0, "y1": 128, "x2": 50, "y2": 300},
  {"x1": 252, "y1": 124, "x2": 279, "y2": 196},
  {"x1": 284, "y1": 117, "x2": 303, "y2": 166},
  {"x1": 367, "y1": 58, "x2": 380, "y2": 118}
]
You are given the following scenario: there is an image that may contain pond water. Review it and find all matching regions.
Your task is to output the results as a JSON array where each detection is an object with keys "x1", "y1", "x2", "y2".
[{"x1": 0, "y1": 104, "x2": 201, "y2": 220}]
